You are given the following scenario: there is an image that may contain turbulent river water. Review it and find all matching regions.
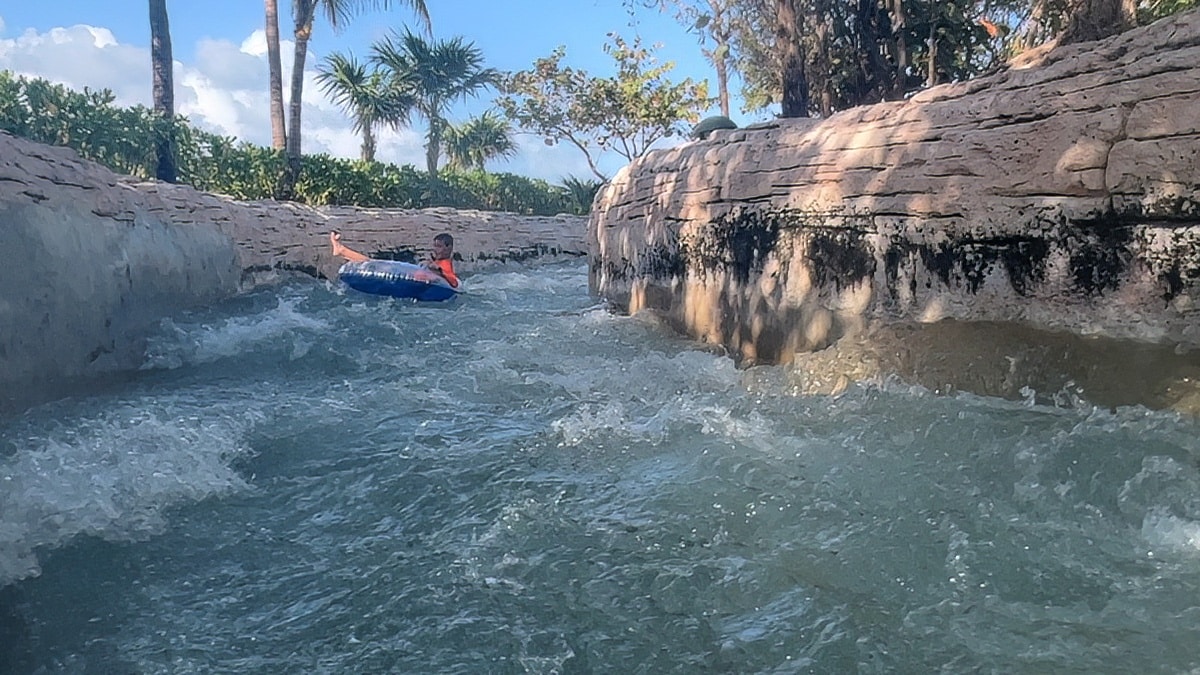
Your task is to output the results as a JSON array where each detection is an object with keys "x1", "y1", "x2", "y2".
[{"x1": 3, "y1": 260, "x2": 1200, "y2": 674}]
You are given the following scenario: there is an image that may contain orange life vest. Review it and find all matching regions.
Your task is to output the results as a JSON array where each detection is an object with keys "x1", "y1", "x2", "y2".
[{"x1": 430, "y1": 258, "x2": 459, "y2": 288}]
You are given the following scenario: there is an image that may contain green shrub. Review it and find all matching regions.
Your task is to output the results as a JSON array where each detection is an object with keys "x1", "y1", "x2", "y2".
[{"x1": 0, "y1": 71, "x2": 586, "y2": 215}]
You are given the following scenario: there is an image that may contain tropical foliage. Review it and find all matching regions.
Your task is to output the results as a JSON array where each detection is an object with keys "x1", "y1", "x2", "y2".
[
  {"x1": 653, "y1": 0, "x2": 1198, "y2": 118},
  {"x1": 444, "y1": 111, "x2": 517, "y2": 171},
  {"x1": 497, "y1": 33, "x2": 711, "y2": 181},
  {"x1": 637, "y1": 0, "x2": 738, "y2": 117},
  {"x1": 15, "y1": 0, "x2": 1199, "y2": 220},
  {"x1": 559, "y1": 175, "x2": 606, "y2": 214},
  {"x1": 0, "y1": 74, "x2": 163, "y2": 177},
  {"x1": 316, "y1": 52, "x2": 413, "y2": 162},
  {"x1": 368, "y1": 30, "x2": 502, "y2": 176},
  {"x1": 276, "y1": 0, "x2": 430, "y2": 196},
  {"x1": 0, "y1": 72, "x2": 583, "y2": 214}
]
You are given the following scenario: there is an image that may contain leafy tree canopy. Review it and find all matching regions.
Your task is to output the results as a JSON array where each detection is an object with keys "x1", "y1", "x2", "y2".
[{"x1": 497, "y1": 33, "x2": 711, "y2": 181}]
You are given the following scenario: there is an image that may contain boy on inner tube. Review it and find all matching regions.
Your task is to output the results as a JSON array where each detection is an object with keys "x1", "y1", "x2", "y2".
[{"x1": 329, "y1": 231, "x2": 459, "y2": 288}]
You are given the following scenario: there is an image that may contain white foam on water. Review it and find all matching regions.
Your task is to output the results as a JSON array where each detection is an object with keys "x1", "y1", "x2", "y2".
[
  {"x1": 472, "y1": 266, "x2": 585, "y2": 295},
  {"x1": 1141, "y1": 509, "x2": 1200, "y2": 553},
  {"x1": 0, "y1": 409, "x2": 251, "y2": 585},
  {"x1": 577, "y1": 397, "x2": 786, "y2": 464},
  {"x1": 10, "y1": 263, "x2": 1200, "y2": 673},
  {"x1": 142, "y1": 296, "x2": 329, "y2": 370},
  {"x1": 551, "y1": 401, "x2": 637, "y2": 447}
]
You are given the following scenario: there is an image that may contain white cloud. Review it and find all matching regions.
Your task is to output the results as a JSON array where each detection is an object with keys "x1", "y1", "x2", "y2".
[
  {"x1": 194, "y1": 38, "x2": 268, "y2": 91},
  {"x1": 0, "y1": 20, "x2": 601, "y2": 183},
  {"x1": 505, "y1": 135, "x2": 604, "y2": 183},
  {"x1": 84, "y1": 25, "x2": 117, "y2": 49},
  {"x1": 305, "y1": 124, "x2": 364, "y2": 159},
  {"x1": 174, "y1": 37, "x2": 277, "y2": 144},
  {"x1": 374, "y1": 126, "x2": 426, "y2": 167},
  {"x1": 0, "y1": 25, "x2": 148, "y2": 106},
  {"x1": 241, "y1": 30, "x2": 267, "y2": 58}
]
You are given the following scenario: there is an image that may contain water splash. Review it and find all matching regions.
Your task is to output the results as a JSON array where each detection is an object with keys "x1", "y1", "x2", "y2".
[
  {"x1": 5, "y1": 261, "x2": 1200, "y2": 673},
  {"x1": 0, "y1": 407, "x2": 250, "y2": 585},
  {"x1": 142, "y1": 295, "x2": 328, "y2": 370}
]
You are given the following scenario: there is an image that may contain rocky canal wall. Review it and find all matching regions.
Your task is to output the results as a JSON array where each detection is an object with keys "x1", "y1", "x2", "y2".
[
  {"x1": 588, "y1": 10, "x2": 1200, "y2": 412},
  {"x1": 0, "y1": 132, "x2": 586, "y2": 408}
]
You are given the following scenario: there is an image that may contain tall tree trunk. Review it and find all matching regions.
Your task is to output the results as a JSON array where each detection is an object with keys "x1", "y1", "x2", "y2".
[
  {"x1": 926, "y1": 20, "x2": 938, "y2": 87},
  {"x1": 286, "y1": 29, "x2": 311, "y2": 162},
  {"x1": 715, "y1": 55, "x2": 731, "y2": 117},
  {"x1": 776, "y1": 0, "x2": 809, "y2": 118},
  {"x1": 362, "y1": 126, "x2": 376, "y2": 163},
  {"x1": 805, "y1": 0, "x2": 833, "y2": 116},
  {"x1": 1059, "y1": 0, "x2": 1137, "y2": 44},
  {"x1": 283, "y1": 1, "x2": 316, "y2": 199},
  {"x1": 265, "y1": 0, "x2": 286, "y2": 150},
  {"x1": 888, "y1": 0, "x2": 908, "y2": 100},
  {"x1": 853, "y1": 0, "x2": 893, "y2": 104},
  {"x1": 425, "y1": 112, "x2": 442, "y2": 177},
  {"x1": 149, "y1": 0, "x2": 176, "y2": 183},
  {"x1": 707, "y1": 0, "x2": 731, "y2": 118}
]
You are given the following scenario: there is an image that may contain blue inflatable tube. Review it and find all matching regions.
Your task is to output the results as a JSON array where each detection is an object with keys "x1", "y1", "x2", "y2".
[{"x1": 338, "y1": 260, "x2": 459, "y2": 301}]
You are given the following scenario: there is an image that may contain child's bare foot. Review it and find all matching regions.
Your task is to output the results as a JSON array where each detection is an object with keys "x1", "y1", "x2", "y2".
[{"x1": 329, "y1": 231, "x2": 370, "y2": 262}]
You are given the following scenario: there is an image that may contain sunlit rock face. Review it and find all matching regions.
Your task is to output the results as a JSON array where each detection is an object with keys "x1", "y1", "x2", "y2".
[
  {"x1": 589, "y1": 10, "x2": 1200, "y2": 410},
  {"x1": 0, "y1": 134, "x2": 241, "y2": 400},
  {"x1": 0, "y1": 131, "x2": 587, "y2": 406},
  {"x1": 126, "y1": 185, "x2": 589, "y2": 286}
]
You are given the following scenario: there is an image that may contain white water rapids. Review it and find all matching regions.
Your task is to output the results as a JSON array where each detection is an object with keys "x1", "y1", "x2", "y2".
[{"x1": 2, "y1": 261, "x2": 1199, "y2": 673}]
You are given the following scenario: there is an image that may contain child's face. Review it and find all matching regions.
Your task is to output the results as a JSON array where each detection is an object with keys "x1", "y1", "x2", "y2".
[{"x1": 432, "y1": 240, "x2": 451, "y2": 260}]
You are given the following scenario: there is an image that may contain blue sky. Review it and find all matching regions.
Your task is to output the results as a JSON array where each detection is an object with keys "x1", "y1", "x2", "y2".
[{"x1": 0, "y1": 1, "x2": 759, "y2": 182}]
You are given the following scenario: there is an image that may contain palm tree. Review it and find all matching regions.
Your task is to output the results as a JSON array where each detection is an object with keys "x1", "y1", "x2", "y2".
[
  {"x1": 559, "y1": 175, "x2": 604, "y2": 215},
  {"x1": 277, "y1": 0, "x2": 430, "y2": 193},
  {"x1": 316, "y1": 52, "x2": 414, "y2": 162},
  {"x1": 265, "y1": 0, "x2": 286, "y2": 150},
  {"x1": 149, "y1": 0, "x2": 176, "y2": 182},
  {"x1": 444, "y1": 111, "x2": 517, "y2": 171},
  {"x1": 370, "y1": 30, "x2": 501, "y2": 177}
]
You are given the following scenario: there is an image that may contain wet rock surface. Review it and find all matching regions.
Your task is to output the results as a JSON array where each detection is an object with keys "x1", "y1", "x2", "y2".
[{"x1": 589, "y1": 10, "x2": 1200, "y2": 411}]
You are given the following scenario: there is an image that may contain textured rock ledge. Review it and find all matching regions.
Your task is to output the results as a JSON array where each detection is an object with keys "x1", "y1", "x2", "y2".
[
  {"x1": 589, "y1": 10, "x2": 1200, "y2": 412},
  {"x1": 0, "y1": 132, "x2": 586, "y2": 408}
]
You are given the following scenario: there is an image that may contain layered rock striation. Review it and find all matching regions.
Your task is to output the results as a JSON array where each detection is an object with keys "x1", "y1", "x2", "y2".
[
  {"x1": 589, "y1": 10, "x2": 1200, "y2": 410},
  {"x1": 0, "y1": 132, "x2": 585, "y2": 407}
]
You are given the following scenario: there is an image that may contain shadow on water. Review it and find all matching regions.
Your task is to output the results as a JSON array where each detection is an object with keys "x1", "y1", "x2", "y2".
[
  {"x1": 0, "y1": 586, "x2": 32, "y2": 673},
  {"x1": 0, "y1": 371, "x2": 149, "y2": 426},
  {"x1": 1, "y1": 539, "x2": 157, "y2": 674},
  {"x1": 792, "y1": 318, "x2": 1200, "y2": 413}
]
